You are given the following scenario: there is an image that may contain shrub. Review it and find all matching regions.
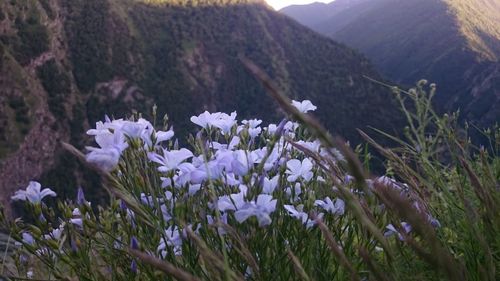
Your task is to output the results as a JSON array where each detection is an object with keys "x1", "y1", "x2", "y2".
[
  {"x1": 37, "y1": 59, "x2": 71, "y2": 119},
  {"x1": 10, "y1": 14, "x2": 49, "y2": 65}
]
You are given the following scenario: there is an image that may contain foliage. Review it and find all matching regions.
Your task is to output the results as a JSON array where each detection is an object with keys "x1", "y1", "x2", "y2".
[
  {"x1": 9, "y1": 7, "x2": 49, "y2": 65},
  {"x1": 63, "y1": 0, "x2": 113, "y2": 92},
  {"x1": 62, "y1": 0, "x2": 403, "y2": 143},
  {"x1": 1, "y1": 81, "x2": 498, "y2": 281},
  {"x1": 37, "y1": 59, "x2": 71, "y2": 120}
]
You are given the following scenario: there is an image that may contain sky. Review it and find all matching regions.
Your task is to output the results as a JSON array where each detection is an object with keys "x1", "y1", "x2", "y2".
[{"x1": 265, "y1": 0, "x2": 331, "y2": 10}]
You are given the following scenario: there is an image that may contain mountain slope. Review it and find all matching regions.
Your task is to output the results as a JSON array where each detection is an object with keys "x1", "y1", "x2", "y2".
[
  {"x1": 279, "y1": 0, "x2": 368, "y2": 28},
  {"x1": 281, "y1": 0, "x2": 500, "y2": 126},
  {"x1": 0, "y1": 0, "x2": 403, "y2": 211},
  {"x1": 280, "y1": 0, "x2": 371, "y2": 33}
]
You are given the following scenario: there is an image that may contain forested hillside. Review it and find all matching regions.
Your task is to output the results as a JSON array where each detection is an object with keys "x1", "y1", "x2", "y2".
[{"x1": 0, "y1": 0, "x2": 403, "y2": 211}]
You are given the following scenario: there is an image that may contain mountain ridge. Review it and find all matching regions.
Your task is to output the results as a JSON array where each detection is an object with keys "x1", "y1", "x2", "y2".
[{"x1": 281, "y1": 0, "x2": 500, "y2": 126}]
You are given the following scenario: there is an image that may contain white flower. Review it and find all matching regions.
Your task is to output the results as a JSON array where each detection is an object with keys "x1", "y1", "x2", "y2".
[
  {"x1": 140, "y1": 193, "x2": 154, "y2": 206},
  {"x1": 213, "y1": 112, "x2": 237, "y2": 135},
  {"x1": 283, "y1": 205, "x2": 322, "y2": 229},
  {"x1": 44, "y1": 224, "x2": 65, "y2": 241},
  {"x1": 11, "y1": 181, "x2": 56, "y2": 203},
  {"x1": 158, "y1": 226, "x2": 183, "y2": 257},
  {"x1": 154, "y1": 130, "x2": 174, "y2": 145},
  {"x1": 217, "y1": 187, "x2": 276, "y2": 227},
  {"x1": 284, "y1": 121, "x2": 300, "y2": 132},
  {"x1": 384, "y1": 222, "x2": 412, "y2": 241},
  {"x1": 295, "y1": 140, "x2": 321, "y2": 153},
  {"x1": 70, "y1": 208, "x2": 83, "y2": 228},
  {"x1": 262, "y1": 175, "x2": 279, "y2": 194},
  {"x1": 27, "y1": 269, "x2": 34, "y2": 279},
  {"x1": 86, "y1": 117, "x2": 116, "y2": 136},
  {"x1": 285, "y1": 183, "x2": 302, "y2": 202},
  {"x1": 248, "y1": 127, "x2": 262, "y2": 139},
  {"x1": 234, "y1": 194, "x2": 277, "y2": 227},
  {"x1": 291, "y1": 100, "x2": 317, "y2": 113},
  {"x1": 242, "y1": 119, "x2": 262, "y2": 128},
  {"x1": 93, "y1": 130, "x2": 129, "y2": 151},
  {"x1": 266, "y1": 124, "x2": 278, "y2": 135},
  {"x1": 148, "y1": 148, "x2": 193, "y2": 173},
  {"x1": 85, "y1": 147, "x2": 122, "y2": 172},
  {"x1": 217, "y1": 188, "x2": 247, "y2": 212},
  {"x1": 286, "y1": 158, "x2": 314, "y2": 182},
  {"x1": 22, "y1": 232, "x2": 35, "y2": 245},
  {"x1": 314, "y1": 197, "x2": 345, "y2": 215},
  {"x1": 253, "y1": 147, "x2": 281, "y2": 171},
  {"x1": 191, "y1": 111, "x2": 236, "y2": 131},
  {"x1": 174, "y1": 163, "x2": 197, "y2": 186},
  {"x1": 85, "y1": 130, "x2": 128, "y2": 171},
  {"x1": 207, "y1": 213, "x2": 229, "y2": 235},
  {"x1": 231, "y1": 150, "x2": 256, "y2": 176},
  {"x1": 190, "y1": 160, "x2": 224, "y2": 184},
  {"x1": 120, "y1": 119, "x2": 152, "y2": 139},
  {"x1": 160, "y1": 204, "x2": 173, "y2": 222}
]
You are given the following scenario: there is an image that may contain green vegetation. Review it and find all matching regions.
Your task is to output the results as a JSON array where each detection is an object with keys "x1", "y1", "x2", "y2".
[
  {"x1": 1, "y1": 0, "x2": 406, "y2": 217},
  {"x1": 37, "y1": 59, "x2": 71, "y2": 120},
  {"x1": 63, "y1": 0, "x2": 113, "y2": 92},
  {"x1": 9, "y1": 95, "x2": 30, "y2": 131},
  {"x1": 60, "y1": 0, "x2": 403, "y2": 142},
  {"x1": 1, "y1": 80, "x2": 499, "y2": 280},
  {"x1": 9, "y1": 7, "x2": 49, "y2": 65},
  {"x1": 0, "y1": 94, "x2": 31, "y2": 158}
]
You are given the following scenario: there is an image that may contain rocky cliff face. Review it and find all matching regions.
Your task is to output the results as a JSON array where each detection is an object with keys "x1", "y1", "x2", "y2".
[{"x1": 0, "y1": 0, "x2": 403, "y2": 212}]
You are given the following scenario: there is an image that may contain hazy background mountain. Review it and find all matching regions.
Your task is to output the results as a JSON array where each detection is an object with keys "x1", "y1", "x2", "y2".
[
  {"x1": 280, "y1": 0, "x2": 374, "y2": 30},
  {"x1": 281, "y1": 0, "x2": 500, "y2": 126},
  {"x1": 0, "y1": 0, "x2": 403, "y2": 210},
  {"x1": 279, "y1": 0, "x2": 368, "y2": 28}
]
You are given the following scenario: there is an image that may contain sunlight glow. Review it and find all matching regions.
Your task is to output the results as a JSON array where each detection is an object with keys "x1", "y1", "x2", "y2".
[{"x1": 265, "y1": 0, "x2": 332, "y2": 10}]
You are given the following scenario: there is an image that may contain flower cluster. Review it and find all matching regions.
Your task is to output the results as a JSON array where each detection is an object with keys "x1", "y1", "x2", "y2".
[
  {"x1": 85, "y1": 116, "x2": 174, "y2": 171},
  {"x1": 80, "y1": 99, "x2": 351, "y2": 255},
  {"x1": 5, "y1": 99, "x2": 442, "y2": 280}
]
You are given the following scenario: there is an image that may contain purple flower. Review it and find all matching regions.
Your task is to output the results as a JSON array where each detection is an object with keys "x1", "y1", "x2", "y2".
[
  {"x1": 131, "y1": 236, "x2": 139, "y2": 250},
  {"x1": 384, "y1": 222, "x2": 412, "y2": 240},
  {"x1": 76, "y1": 187, "x2": 86, "y2": 205},
  {"x1": 283, "y1": 205, "x2": 323, "y2": 229},
  {"x1": 234, "y1": 194, "x2": 277, "y2": 227},
  {"x1": 291, "y1": 100, "x2": 317, "y2": 113},
  {"x1": 157, "y1": 226, "x2": 183, "y2": 257},
  {"x1": 148, "y1": 148, "x2": 193, "y2": 173},
  {"x1": 130, "y1": 260, "x2": 137, "y2": 273},
  {"x1": 314, "y1": 197, "x2": 345, "y2": 216},
  {"x1": 11, "y1": 181, "x2": 56, "y2": 203},
  {"x1": 286, "y1": 159, "x2": 313, "y2": 182}
]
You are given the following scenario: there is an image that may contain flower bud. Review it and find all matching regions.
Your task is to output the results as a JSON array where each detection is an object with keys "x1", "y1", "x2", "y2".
[
  {"x1": 120, "y1": 200, "x2": 128, "y2": 211},
  {"x1": 47, "y1": 239, "x2": 59, "y2": 250},
  {"x1": 76, "y1": 187, "x2": 86, "y2": 205},
  {"x1": 130, "y1": 259, "x2": 137, "y2": 274},
  {"x1": 130, "y1": 236, "x2": 139, "y2": 250},
  {"x1": 28, "y1": 225, "x2": 42, "y2": 238},
  {"x1": 274, "y1": 118, "x2": 287, "y2": 138}
]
